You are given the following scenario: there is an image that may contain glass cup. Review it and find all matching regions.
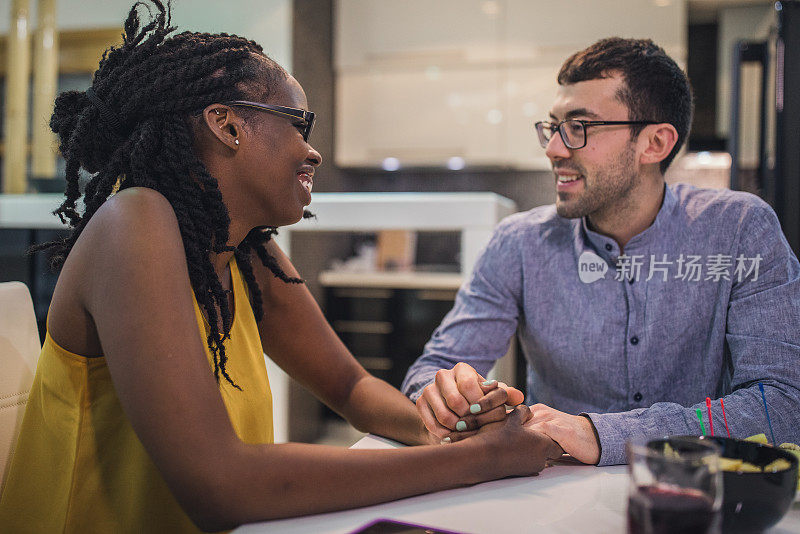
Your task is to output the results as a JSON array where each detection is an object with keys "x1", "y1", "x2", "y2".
[{"x1": 627, "y1": 436, "x2": 723, "y2": 534}]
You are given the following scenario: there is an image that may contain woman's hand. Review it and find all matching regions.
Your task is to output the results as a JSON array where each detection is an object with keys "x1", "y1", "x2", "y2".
[
  {"x1": 462, "y1": 406, "x2": 564, "y2": 481},
  {"x1": 416, "y1": 362, "x2": 525, "y2": 440}
]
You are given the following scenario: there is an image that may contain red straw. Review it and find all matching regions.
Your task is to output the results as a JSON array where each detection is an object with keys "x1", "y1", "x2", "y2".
[
  {"x1": 705, "y1": 397, "x2": 715, "y2": 436},
  {"x1": 720, "y1": 398, "x2": 731, "y2": 438}
]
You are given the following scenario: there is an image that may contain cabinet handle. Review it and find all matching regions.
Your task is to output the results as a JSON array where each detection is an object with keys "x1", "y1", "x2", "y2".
[
  {"x1": 333, "y1": 288, "x2": 393, "y2": 299},
  {"x1": 356, "y1": 356, "x2": 393, "y2": 371},
  {"x1": 417, "y1": 289, "x2": 457, "y2": 301},
  {"x1": 333, "y1": 320, "x2": 394, "y2": 334}
]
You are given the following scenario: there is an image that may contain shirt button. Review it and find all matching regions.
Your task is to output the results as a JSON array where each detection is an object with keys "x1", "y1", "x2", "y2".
[
  {"x1": 630, "y1": 336, "x2": 639, "y2": 345},
  {"x1": 634, "y1": 392, "x2": 643, "y2": 402},
  {"x1": 605, "y1": 244, "x2": 613, "y2": 251}
]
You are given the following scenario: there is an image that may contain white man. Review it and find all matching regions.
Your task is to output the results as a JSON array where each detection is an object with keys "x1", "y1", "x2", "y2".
[{"x1": 401, "y1": 37, "x2": 800, "y2": 465}]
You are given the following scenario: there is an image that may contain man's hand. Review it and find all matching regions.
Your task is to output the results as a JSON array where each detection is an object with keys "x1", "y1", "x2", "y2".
[
  {"x1": 524, "y1": 403, "x2": 600, "y2": 464},
  {"x1": 415, "y1": 362, "x2": 525, "y2": 440}
]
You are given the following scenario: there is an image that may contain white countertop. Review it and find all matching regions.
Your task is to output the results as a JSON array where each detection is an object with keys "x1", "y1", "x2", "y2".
[
  {"x1": 0, "y1": 194, "x2": 66, "y2": 229},
  {"x1": 0, "y1": 192, "x2": 516, "y2": 232},
  {"x1": 234, "y1": 435, "x2": 800, "y2": 534},
  {"x1": 0, "y1": 191, "x2": 514, "y2": 278},
  {"x1": 319, "y1": 270, "x2": 463, "y2": 290},
  {"x1": 290, "y1": 192, "x2": 516, "y2": 232}
]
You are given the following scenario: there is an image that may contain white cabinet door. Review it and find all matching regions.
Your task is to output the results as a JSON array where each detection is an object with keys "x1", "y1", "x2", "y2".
[
  {"x1": 336, "y1": 66, "x2": 505, "y2": 168},
  {"x1": 334, "y1": 0, "x2": 687, "y2": 169},
  {"x1": 335, "y1": 0, "x2": 504, "y2": 69},
  {"x1": 504, "y1": 0, "x2": 686, "y2": 62}
]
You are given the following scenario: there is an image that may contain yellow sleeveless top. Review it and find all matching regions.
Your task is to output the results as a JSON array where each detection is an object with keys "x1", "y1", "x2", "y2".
[{"x1": 0, "y1": 258, "x2": 272, "y2": 533}]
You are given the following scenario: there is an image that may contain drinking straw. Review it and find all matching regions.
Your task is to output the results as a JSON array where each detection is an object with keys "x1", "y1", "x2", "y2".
[
  {"x1": 705, "y1": 397, "x2": 715, "y2": 436},
  {"x1": 758, "y1": 382, "x2": 777, "y2": 445},
  {"x1": 720, "y1": 398, "x2": 731, "y2": 438},
  {"x1": 695, "y1": 408, "x2": 707, "y2": 436}
]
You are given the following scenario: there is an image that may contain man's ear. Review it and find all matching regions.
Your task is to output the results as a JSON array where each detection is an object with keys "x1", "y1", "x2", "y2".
[
  {"x1": 201, "y1": 104, "x2": 240, "y2": 150},
  {"x1": 639, "y1": 123, "x2": 679, "y2": 167}
]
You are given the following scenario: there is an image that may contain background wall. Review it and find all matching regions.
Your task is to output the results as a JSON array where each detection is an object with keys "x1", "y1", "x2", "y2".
[
  {"x1": 0, "y1": 0, "x2": 293, "y2": 69},
  {"x1": 0, "y1": 0, "x2": 293, "y2": 316}
]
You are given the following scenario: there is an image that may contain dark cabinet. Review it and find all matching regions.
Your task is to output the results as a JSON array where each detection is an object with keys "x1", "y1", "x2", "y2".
[{"x1": 323, "y1": 275, "x2": 461, "y2": 390}]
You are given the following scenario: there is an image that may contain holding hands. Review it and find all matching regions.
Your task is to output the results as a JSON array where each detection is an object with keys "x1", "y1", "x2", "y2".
[
  {"x1": 469, "y1": 406, "x2": 564, "y2": 479},
  {"x1": 416, "y1": 362, "x2": 525, "y2": 441},
  {"x1": 417, "y1": 363, "x2": 600, "y2": 465}
]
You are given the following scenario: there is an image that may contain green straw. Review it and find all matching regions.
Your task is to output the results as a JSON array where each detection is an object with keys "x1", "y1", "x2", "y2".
[{"x1": 696, "y1": 408, "x2": 707, "y2": 436}]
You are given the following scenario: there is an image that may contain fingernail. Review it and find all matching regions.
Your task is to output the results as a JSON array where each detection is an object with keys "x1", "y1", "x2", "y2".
[
  {"x1": 440, "y1": 437, "x2": 451, "y2": 444},
  {"x1": 482, "y1": 380, "x2": 497, "y2": 386},
  {"x1": 470, "y1": 403, "x2": 481, "y2": 414},
  {"x1": 456, "y1": 420, "x2": 467, "y2": 431}
]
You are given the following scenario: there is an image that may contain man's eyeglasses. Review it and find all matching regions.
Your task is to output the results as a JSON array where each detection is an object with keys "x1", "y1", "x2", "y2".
[
  {"x1": 225, "y1": 100, "x2": 315, "y2": 142},
  {"x1": 534, "y1": 119, "x2": 659, "y2": 150}
]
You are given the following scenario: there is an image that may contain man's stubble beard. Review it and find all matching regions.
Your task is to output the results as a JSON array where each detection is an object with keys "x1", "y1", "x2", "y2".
[{"x1": 555, "y1": 145, "x2": 638, "y2": 220}]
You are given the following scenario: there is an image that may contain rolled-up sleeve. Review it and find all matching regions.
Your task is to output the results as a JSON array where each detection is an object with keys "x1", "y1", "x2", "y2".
[
  {"x1": 587, "y1": 203, "x2": 800, "y2": 465},
  {"x1": 401, "y1": 219, "x2": 524, "y2": 402}
]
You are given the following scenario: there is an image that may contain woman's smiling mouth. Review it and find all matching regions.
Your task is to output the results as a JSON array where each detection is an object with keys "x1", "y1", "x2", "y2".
[{"x1": 297, "y1": 166, "x2": 314, "y2": 195}]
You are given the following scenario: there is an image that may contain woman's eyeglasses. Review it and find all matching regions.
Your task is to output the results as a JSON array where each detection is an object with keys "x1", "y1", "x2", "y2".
[
  {"x1": 534, "y1": 119, "x2": 659, "y2": 149},
  {"x1": 225, "y1": 100, "x2": 315, "y2": 142}
]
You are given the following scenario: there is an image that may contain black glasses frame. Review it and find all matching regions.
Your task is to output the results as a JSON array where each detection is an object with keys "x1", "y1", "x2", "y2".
[
  {"x1": 534, "y1": 119, "x2": 659, "y2": 149},
  {"x1": 224, "y1": 100, "x2": 315, "y2": 142}
]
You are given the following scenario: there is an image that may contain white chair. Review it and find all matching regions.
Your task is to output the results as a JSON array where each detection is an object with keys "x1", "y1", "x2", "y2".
[{"x1": 0, "y1": 282, "x2": 41, "y2": 493}]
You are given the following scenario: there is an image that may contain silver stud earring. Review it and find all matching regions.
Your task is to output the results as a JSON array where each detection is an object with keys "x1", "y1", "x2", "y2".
[
  {"x1": 214, "y1": 109, "x2": 221, "y2": 115},
  {"x1": 234, "y1": 139, "x2": 239, "y2": 145}
]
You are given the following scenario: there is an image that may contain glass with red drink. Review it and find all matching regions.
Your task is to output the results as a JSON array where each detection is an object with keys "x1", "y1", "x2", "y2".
[{"x1": 627, "y1": 436, "x2": 722, "y2": 534}]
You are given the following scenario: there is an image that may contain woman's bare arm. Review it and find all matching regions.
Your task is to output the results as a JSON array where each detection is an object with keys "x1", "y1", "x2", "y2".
[
  {"x1": 251, "y1": 239, "x2": 444, "y2": 445},
  {"x1": 75, "y1": 189, "x2": 558, "y2": 531}
]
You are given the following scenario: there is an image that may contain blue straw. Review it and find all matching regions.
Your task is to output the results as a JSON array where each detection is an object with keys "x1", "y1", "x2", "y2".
[{"x1": 758, "y1": 382, "x2": 777, "y2": 445}]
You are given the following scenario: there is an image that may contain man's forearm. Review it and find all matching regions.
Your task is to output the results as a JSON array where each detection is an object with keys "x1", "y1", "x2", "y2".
[{"x1": 587, "y1": 380, "x2": 800, "y2": 465}]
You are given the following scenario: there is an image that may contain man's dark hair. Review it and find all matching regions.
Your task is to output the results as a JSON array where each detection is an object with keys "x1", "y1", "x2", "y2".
[
  {"x1": 34, "y1": 0, "x2": 306, "y2": 389},
  {"x1": 557, "y1": 37, "x2": 693, "y2": 173}
]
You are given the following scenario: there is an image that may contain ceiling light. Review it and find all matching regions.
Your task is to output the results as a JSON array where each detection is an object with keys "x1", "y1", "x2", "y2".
[
  {"x1": 447, "y1": 157, "x2": 466, "y2": 170},
  {"x1": 381, "y1": 157, "x2": 401, "y2": 171}
]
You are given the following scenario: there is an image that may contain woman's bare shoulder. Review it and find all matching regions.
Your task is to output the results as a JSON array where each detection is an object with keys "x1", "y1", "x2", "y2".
[
  {"x1": 82, "y1": 186, "x2": 188, "y2": 280},
  {"x1": 49, "y1": 187, "x2": 190, "y2": 354},
  {"x1": 70, "y1": 187, "x2": 188, "y2": 268},
  {"x1": 91, "y1": 187, "x2": 179, "y2": 236},
  {"x1": 68, "y1": 187, "x2": 185, "y2": 279}
]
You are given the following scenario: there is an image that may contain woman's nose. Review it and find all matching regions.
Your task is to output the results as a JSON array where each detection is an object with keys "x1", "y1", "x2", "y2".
[{"x1": 307, "y1": 145, "x2": 322, "y2": 167}]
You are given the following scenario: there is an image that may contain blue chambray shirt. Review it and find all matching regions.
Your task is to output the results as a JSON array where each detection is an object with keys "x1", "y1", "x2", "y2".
[{"x1": 401, "y1": 184, "x2": 800, "y2": 465}]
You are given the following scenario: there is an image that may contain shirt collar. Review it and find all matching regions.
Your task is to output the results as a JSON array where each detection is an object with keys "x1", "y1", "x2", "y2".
[{"x1": 580, "y1": 184, "x2": 677, "y2": 259}]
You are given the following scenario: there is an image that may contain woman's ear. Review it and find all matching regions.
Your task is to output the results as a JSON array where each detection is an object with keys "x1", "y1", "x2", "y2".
[
  {"x1": 201, "y1": 105, "x2": 240, "y2": 150},
  {"x1": 639, "y1": 123, "x2": 679, "y2": 168}
]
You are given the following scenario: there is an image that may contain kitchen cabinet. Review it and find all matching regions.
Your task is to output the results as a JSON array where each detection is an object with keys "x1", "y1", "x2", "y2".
[
  {"x1": 334, "y1": 0, "x2": 686, "y2": 169},
  {"x1": 321, "y1": 271, "x2": 462, "y2": 389}
]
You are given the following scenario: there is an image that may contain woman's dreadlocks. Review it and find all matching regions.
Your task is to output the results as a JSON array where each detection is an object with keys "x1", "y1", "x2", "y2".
[{"x1": 34, "y1": 0, "x2": 306, "y2": 389}]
